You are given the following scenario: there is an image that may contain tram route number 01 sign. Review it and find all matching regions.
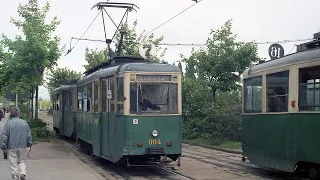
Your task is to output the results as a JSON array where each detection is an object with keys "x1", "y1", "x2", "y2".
[{"x1": 268, "y1": 43, "x2": 284, "y2": 60}]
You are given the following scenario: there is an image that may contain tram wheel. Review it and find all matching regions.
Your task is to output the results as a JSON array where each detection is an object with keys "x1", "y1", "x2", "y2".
[{"x1": 309, "y1": 168, "x2": 318, "y2": 180}]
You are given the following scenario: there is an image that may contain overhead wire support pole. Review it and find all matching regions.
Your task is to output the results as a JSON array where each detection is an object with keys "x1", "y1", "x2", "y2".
[
  {"x1": 110, "y1": 8, "x2": 129, "y2": 41},
  {"x1": 101, "y1": 8, "x2": 108, "y2": 44}
]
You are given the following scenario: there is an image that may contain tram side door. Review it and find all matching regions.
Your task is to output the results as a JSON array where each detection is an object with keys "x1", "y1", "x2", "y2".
[
  {"x1": 59, "y1": 93, "x2": 64, "y2": 135},
  {"x1": 101, "y1": 78, "x2": 109, "y2": 157},
  {"x1": 107, "y1": 77, "x2": 115, "y2": 159}
]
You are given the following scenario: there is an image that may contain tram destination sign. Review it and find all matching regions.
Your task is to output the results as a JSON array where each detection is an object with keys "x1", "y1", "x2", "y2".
[{"x1": 136, "y1": 75, "x2": 171, "y2": 82}]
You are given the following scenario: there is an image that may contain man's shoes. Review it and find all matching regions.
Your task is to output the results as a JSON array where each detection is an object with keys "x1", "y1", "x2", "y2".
[
  {"x1": 12, "y1": 174, "x2": 19, "y2": 180},
  {"x1": 20, "y1": 174, "x2": 26, "y2": 180}
]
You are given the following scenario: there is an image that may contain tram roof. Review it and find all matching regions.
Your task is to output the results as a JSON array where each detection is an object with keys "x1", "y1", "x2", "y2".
[
  {"x1": 53, "y1": 84, "x2": 76, "y2": 94},
  {"x1": 76, "y1": 62, "x2": 181, "y2": 86},
  {"x1": 242, "y1": 47, "x2": 320, "y2": 79}
]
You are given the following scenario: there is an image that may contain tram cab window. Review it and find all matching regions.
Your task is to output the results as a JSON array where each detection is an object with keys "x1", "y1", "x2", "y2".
[
  {"x1": 299, "y1": 66, "x2": 320, "y2": 111},
  {"x1": 266, "y1": 71, "x2": 289, "y2": 112},
  {"x1": 130, "y1": 82, "x2": 178, "y2": 114},
  {"x1": 243, "y1": 76, "x2": 262, "y2": 113}
]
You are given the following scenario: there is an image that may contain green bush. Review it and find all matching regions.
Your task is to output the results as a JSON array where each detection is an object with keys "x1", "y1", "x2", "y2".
[{"x1": 26, "y1": 119, "x2": 51, "y2": 142}]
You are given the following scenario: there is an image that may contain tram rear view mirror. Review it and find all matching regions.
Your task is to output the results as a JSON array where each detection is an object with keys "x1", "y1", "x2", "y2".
[{"x1": 107, "y1": 90, "x2": 112, "y2": 99}]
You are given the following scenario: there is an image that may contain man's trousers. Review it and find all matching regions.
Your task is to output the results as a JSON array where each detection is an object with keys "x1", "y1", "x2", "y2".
[{"x1": 8, "y1": 148, "x2": 27, "y2": 179}]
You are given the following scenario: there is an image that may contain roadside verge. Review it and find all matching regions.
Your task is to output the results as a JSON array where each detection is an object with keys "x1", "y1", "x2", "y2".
[{"x1": 182, "y1": 141, "x2": 243, "y2": 154}]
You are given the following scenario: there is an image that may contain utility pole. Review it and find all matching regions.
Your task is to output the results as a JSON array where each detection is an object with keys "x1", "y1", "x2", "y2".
[{"x1": 15, "y1": 93, "x2": 18, "y2": 107}]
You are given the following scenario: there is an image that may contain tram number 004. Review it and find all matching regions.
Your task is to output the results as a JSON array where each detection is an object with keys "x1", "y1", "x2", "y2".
[{"x1": 148, "y1": 139, "x2": 161, "y2": 145}]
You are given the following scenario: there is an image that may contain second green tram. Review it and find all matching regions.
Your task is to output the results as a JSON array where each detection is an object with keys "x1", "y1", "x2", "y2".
[
  {"x1": 52, "y1": 56, "x2": 182, "y2": 166},
  {"x1": 242, "y1": 33, "x2": 320, "y2": 175}
]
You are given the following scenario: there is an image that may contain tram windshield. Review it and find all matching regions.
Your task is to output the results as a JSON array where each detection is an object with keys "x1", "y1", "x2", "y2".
[{"x1": 130, "y1": 83, "x2": 178, "y2": 114}]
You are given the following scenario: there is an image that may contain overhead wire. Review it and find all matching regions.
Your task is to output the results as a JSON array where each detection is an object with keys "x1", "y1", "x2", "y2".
[
  {"x1": 144, "y1": 0, "x2": 204, "y2": 37},
  {"x1": 66, "y1": 37, "x2": 313, "y2": 47},
  {"x1": 65, "y1": 11, "x2": 102, "y2": 56}
]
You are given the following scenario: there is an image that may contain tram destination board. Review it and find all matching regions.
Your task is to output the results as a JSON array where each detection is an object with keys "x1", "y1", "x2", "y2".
[{"x1": 136, "y1": 75, "x2": 172, "y2": 81}]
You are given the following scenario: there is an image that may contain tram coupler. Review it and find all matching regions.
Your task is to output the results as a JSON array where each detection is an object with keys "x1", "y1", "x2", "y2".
[
  {"x1": 177, "y1": 156, "x2": 181, "y2": 167},
  {"x1": 126, "y1": 157, "x2": 131, "y2": 167},
  {"x1": 242, "y1": 153, "x2": 246, "y2": 162}
]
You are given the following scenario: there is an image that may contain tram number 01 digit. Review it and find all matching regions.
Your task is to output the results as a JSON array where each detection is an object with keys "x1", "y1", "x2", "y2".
[{"x1": 148, "y1": 139, "x2": 161, "y2": 145}]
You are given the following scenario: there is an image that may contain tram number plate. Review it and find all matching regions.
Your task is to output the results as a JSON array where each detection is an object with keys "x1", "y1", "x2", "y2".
[{"x1": 148, "y1": 139, "x2": 161, "y2": 145}]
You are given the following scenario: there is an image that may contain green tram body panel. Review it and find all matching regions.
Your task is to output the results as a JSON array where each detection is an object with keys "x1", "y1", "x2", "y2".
[
  {"x1": 53, "y1": 91, "x2": 76, "y2": 138},
  {"x1": 242, "y1": 113, "x2": 320, "y2": 172},
  {"x1": 76, "y1": 112, "x2": 182, "y2": 163}
]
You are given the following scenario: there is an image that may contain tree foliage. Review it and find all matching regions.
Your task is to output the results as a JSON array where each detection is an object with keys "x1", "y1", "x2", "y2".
[
  {"x1": 183, "y1": 20, "x2": 259, "y2": 103},
  {"x1": 83, "y1": 20, "x2": 167, "y2": 71},
  {"x1": 84, "y1": 48, "x2": 108, "y2": 71},
  {"x1": 181, "y1": 20, "x2": 259, "y2": 145},
  {"x1": 38, "y1": 98, "x2": 52, "y2": 109},
  {"x1": 45, "y1": 67, "x2": 82, "y2": 100},
  {"x1": 0, "y1": 0, "x2": 63, "y2": 91},
  {"x1": 0, "y1": 0, "x2": 63, "y2": 119}
]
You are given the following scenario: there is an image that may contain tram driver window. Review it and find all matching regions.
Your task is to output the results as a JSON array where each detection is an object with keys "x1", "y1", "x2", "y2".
[
  {"x1": 299, "y1": 66, "x2": 320, "y2": 111},
  {"x1": 130, "y1": 82, "x2": 178, "y2": 114},
  {"x1": 266, "y1": 71, "x2": 289, "y2": 112},
  {"x1": 244, "y1": 76, "x2": 262, "y2": 113}
]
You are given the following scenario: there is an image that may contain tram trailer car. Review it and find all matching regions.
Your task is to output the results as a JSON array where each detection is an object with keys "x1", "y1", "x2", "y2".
[
  {"x1": 53, "y1": 56, "x2": 182, "y2": 166},
  {"x1": 242, "y1": 32, "x2": 320, "y2": 175}
]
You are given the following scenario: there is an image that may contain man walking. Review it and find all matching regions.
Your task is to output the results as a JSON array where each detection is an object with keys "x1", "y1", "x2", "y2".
[{"x1": 1, "y1": 107, "x2": 32, "y2": 180}]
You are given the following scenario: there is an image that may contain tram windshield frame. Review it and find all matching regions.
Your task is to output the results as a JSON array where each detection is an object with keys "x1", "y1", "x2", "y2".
[{"x1": 129, "y1": 81, "x2": 179, "y2": 114}]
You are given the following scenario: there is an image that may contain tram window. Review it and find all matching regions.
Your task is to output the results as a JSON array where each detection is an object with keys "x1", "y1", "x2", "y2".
[
  {"x1": 94, "y1": 81, "x2": 99, "y2": 112},
  {"x1": 102, "y1": 79, "x2": 107, "y2": 112},
  {"x1": 117, "y1": 77, "x2": 124, "y2": 114},
  {"x1": 110, "y1": 78, "x2": 115, "y2": 113},
  {"x1": 243, "y1": 76, "x2": 262, "y2": 113},
  {"x1": 68, "y1": 92, "x2": 72, "y2": 111},
  {"x1": 266, "y1": 71, "x2": 289, "y2": 112},
  {"x1": 87, "y1": 83, "x2": 92, "y2": 112},
  {"x1": 130, "y1": 83, "x2": 137, "y2": 114},
  {"x1": 56, "y1": 94, "x2": 60, "y2": 111},
  {"x1": 130, "y1": 82, "x2": 178, "y2": 114},
  {"x1": 299, "y1": 66, "x2": 320, "y2": 111},
  {"x1": 83, "y1": 85, "x2": 88, "y2": 112},
  {"x1": 77, "y1": 87, "x2": 83, "y2": 111}
]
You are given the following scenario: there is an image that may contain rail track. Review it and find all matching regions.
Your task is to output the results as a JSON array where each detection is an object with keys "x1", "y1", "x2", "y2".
[
  {"x1": 181, "y1": 144, "x2": 316, "y2": 180},
  {"x1": 56, "y1": 135, "x2": 194, "y2": 180}
]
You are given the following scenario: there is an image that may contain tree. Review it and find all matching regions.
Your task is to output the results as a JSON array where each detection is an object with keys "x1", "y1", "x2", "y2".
[
  {"x1": 1, "y1": 0, "x2": 63, "y2": 119},
  {"x1": 83, "y1": 20, "x2": 167, "y2": 71},
  {"x1": 181, "y1": 20, "x2": 260, "y2": 145},
  {"x1": 183, "y1": 19, "x2": 259, "y2": 104},
  {"x1": 38, "y1": 98, "x2": 52, "y2": 109},
  {"x1": 84, "y1": 47, "x2": 108, "y2": 71},
  {"x1": 45, "y1": 67, "x2": 82, "y2": 100}
]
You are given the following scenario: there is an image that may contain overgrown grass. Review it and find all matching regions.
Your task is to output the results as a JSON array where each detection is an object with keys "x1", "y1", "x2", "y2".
[
  {"x1": 219, "y1": 141, "x2": 242, "y2": 149},
  {"x1": 183, "y1": 137, "x2": 242, "y2": 149},
  {"x1": 26, "y1": 119, "x2": 51, "y2": 143},
  {"x1": 184, "y1": 137, "x2": 214, "y2": 146}
]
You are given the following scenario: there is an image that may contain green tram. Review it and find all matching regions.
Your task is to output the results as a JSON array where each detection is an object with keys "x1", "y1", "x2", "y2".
[
  {"x1": 242, "y1": 33, "x2": 320, "y2": 175},
  {"x1": 52, "y1": 56, "x2": 182, "y2": 166}
]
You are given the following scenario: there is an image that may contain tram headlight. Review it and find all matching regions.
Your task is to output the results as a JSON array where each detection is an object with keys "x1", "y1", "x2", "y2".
[{"x1": 152, "y1": 129, "x2": 158, "y2": 137}]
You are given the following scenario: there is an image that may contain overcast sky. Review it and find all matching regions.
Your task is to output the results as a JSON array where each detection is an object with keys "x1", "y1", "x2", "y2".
[{"x1": 1, "y1": 0, "x2": 320, "y2": 100}]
